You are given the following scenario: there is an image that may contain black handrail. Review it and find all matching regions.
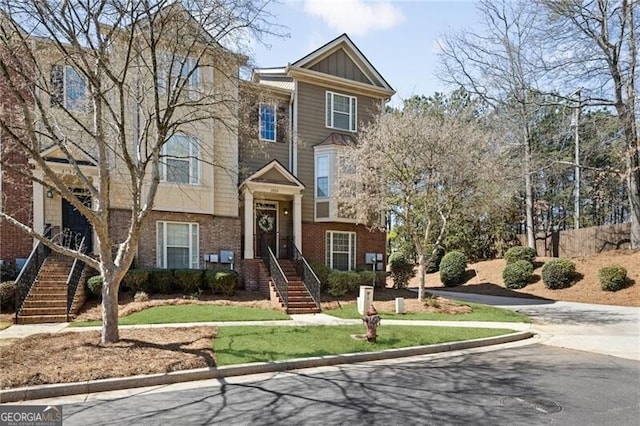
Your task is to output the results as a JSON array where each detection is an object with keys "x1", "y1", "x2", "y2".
[
  {"x1": 15, "y1": 226, "x2": 52, "y2": 321},
  {"x1": 261, "y1": 238, "x2": 288, "y2": 308},
  {"x1": 286, "y1": 236, "x2": 321, "y2": 310},
  {"x1": 66, "y1": 236, "x2": 86, "y2": 321}
]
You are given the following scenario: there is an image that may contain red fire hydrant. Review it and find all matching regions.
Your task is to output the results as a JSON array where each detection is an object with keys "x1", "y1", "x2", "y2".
[{"x1": 363, "y1": 305, "x2": 381, "y2": 342}]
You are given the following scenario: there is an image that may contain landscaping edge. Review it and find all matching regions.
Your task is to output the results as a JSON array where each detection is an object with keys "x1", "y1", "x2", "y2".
[{"x1": 0, "y1": 330, "x2": 534, "y2": 403}]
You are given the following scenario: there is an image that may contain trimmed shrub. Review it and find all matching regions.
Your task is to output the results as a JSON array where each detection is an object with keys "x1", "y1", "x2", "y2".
[
  {"x1": 504, "y1": 246, "x2": 537, "y2": 265},
  {"x1": 150, "y1": 269, "x2": 175, "y2": 294},
  {"x1": 0, "y1": 280, "x2": 17, "y2": 311},
  {"x1": 425, "y1": 245, "x2": 446, "y2": 273},
  {"x1": 174, "y1": 269, "x2": 203, "y2": 294},
  {"x1": 388, "y1": 252, "x2": 415, "y2": 289},
  {"x1": 541, "y1": 259, "x2": 576, "y2": 289},
  {"x1": 205, "y1": 270, "x2": 239, "y2": 296},
  {"x1": 598, "y1": 265, "x2": 628, "y2": 292},
  {"x1": 502, "y1": 260, "x2": 534, "y2": 289},
  {"x1": 327, "y1": 270, "x2": 360, "y2": 297},
  {"x1": 122, "y1": 269, "x2": 152, "y2": 293},
  {"x1": 0, "y1": 261, "x2": 18, "y2": 282},
  {"x1": 310, "y1": 262, "x2": 332, "y2": 292},
  {"x1": 439, "y1": 251, "x2": 468, "y2": 287},
  {"x1": 86, "y1": 275, "x2": 103, "y2": 298},
  {"x1": 133, "y1": 291, "x2": 149, "y2": 302},
  {"x1": 356, "y1": 270, "x2": 376, "y2": 287}
]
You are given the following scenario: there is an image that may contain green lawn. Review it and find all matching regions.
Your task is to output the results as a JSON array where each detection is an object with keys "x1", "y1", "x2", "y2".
[
  {"x1": 70, "y1": 304, "x2": 290, "y2": 327},
  {"x1": 214, "y1": 325, "x2": 516, "y2": 365},
  {"x1": 325, "y1": 300, "x2": 530, "y2": 323}
]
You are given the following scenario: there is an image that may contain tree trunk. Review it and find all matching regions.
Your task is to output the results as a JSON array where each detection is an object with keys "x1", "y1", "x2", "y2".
[
  {"x1": 627, "y1": 156, "x2": 640, "y2": 249},
  {"x1": 101, "y1": 273, "x2": 120, "y2": 344},
  {"x1": 524, "y1": 130, "x2": 536, "y2": 251},
  {"x1": 417, "y1": 254, "x2": 425, "y2": 301}
]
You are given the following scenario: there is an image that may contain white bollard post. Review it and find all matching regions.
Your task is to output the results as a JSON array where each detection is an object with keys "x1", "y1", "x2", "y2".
[
  {"x1": 357, "y1": 286, "x2": 374, "y2": 315},
  {"x1": 395, "y1": 297, "x2": 405, "y2": 314}
]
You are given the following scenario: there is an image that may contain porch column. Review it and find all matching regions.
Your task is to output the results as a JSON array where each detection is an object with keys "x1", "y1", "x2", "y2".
[
  {"x1": 293, "y1": 193, "x2": 302, "y2": 250},
  {"x1": 32, "y1": 178, "x2": 44, "y2": 246},
  {"x1": 243, "y1": 190, "x2": 254, "y2": 259}
]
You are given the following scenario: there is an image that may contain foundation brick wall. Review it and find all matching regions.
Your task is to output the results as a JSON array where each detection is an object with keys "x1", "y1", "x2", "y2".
[
  {"x1": 302, "y1": 222, "x2": 386, "y2": 270},
  {"x1": 109, "y1": 209, "x2": 241, "y2": 270}
]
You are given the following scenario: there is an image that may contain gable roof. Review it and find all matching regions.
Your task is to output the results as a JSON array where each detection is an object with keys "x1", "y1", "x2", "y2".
[
  {"x1": 290, "y1": 33, "x2": 394, "y2": 93},
  {"x1": 240, "y1": 159, "x2": 305, "y2": 190}
]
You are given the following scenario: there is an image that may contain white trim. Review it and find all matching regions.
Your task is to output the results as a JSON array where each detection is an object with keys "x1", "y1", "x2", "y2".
[
  {"x1": 156, "y1": 220, "x2": 199, "y2": 269},
  {"x1": 258, "y1": 103, "x2": 277, "y2": 142},
  {"x1": 325, "y1": 91, "x2": 357, "y2": 132},
  {"x1": 160, "y1": 133, "x2": 200, "y2": 185},
  {"x1": 326, "y1": 230, "x2": 357, "y2": 271},
  {"x1": 292, "y1": 79, "x2": 299, "y2": 175},
  {"x1": 254, "y1": 200, "x2": 280, "y2": 257}
]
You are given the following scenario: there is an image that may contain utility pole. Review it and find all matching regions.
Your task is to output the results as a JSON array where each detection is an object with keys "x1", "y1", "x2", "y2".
[{"x1": 572, "y1": 88, "x2": 582, "y2": 230}]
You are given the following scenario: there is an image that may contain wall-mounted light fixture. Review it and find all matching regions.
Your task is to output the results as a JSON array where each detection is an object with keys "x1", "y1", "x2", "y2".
[
  {"x1": 284, "y1": 207, "x2": 289, "y2": 215},
  {"x1": 46, "y1": 189, "x2": 54, "y2": 198}
]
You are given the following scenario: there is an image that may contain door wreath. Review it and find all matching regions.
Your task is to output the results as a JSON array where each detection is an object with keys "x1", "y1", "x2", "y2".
[{"x1": 258, "y1": 214, "x2": 274, "y2": 232}]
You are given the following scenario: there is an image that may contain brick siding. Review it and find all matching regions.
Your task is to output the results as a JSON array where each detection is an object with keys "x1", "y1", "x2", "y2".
[
  {"x1": 302, "y1": 222, "x2": 386, "y2": 270},
  {"x1": 109, "y1": 209, "x2": 241, "y2": 270}
]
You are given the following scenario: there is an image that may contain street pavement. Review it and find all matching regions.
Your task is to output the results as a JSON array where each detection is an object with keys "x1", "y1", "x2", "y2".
[{"x1": 426, "y1": 290, "x2": 640, "y2": 361}]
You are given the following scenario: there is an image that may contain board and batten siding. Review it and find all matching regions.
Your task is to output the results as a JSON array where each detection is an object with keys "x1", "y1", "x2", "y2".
[
  {"x1": 310, "y1": 49, "x2": 371, "y2": 85},
  {"x1": 296, "y1": 81, "x2": 382, "y2": 223}
]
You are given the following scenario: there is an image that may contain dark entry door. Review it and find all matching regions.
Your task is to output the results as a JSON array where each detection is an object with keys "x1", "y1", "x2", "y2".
[
  {"x1": 62, "y1": 194, "x2": 93, "y2": 253},
  {"x1": 255, "y1": 208, "x2": 277, "y2": 258}
]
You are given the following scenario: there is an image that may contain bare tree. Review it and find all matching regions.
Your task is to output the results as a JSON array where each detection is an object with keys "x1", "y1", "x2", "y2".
[
  {"x1": 336, "y1": 104, "x2": 507, "y2": 300},
  {"x1": 535, "y1": 0, "x2": 640, "y2": 248},
  {"x1": 438, "y1": 0, "x2": 544, "y2": 250},
  {"x1": 0, "y1": 0, "x2": 280, "y2": 343}
]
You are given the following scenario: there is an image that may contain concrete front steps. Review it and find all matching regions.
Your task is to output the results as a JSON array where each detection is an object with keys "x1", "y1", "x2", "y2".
[
  {"x1": 273, "y1": 259, "x2": 320, "y2": 315},
  {"x1": 16, "y1": 255, "x2": 74, "y2": 324}
]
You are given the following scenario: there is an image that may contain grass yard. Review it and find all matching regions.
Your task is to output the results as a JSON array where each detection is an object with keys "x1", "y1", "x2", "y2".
[
  {"x1": 214, "y1": 325, "x2": 516, "y2": 366},
  {"x1": 70, "y1": 304, "x2": 289, "y2": 327},
  {"x1": 325, "y1": 300, "x2": 530, "y2": 323}
]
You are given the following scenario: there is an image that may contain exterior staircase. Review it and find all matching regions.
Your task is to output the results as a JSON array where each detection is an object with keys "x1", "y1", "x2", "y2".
[
  {"x1": 274, "y1": 259, "x2": 320, "y2": 314},
  {"x1": 16, "y1": 254, "x2": 73, "y2": 324}
]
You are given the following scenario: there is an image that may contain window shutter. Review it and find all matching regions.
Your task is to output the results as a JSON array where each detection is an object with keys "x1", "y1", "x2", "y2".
[
  {"x1": 50, "y1": 64, "x2": 64, "y2": 107},
  {"x1": 350, "y1": 97, "x2": 357, "y2": 131},
  {"x1": 326, "y1": 92, "x2": 332, "y2": 127},
  {"x1": 277, "y1": 105, "x2": 287, "y2": 143}
]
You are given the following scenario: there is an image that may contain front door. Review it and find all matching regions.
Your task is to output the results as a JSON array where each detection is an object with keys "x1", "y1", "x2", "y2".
[
  {"x1": 255, "y1": 206, "x2": 277, "y2": 258},
  {"x1": 62, "y1": 194, "x2": 93, "y2": 253}
]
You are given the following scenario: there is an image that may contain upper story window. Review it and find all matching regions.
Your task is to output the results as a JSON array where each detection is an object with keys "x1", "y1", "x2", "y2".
[
  {"x1": 50, "y1": 64, "x2": 86, "y2": 111},
  {"x1": 316, "y1": 154, "x2": 329, "y2": 198},
  {"x1": 326, "y1": 91, "x2": 357, "y2": 132},
  {"x1": 259, "y1": 104, "x2": 276, "y2": 142},
  {"x1": 161, "y1": 134, "x2": 199, "y2": 185},
  {"x1": 158, "y1": 55, "x2": 200, "y2": 93}
]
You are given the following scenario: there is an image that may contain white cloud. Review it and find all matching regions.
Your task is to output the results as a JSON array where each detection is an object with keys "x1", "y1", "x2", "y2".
[{"x1": 303, "y1": 0, "x2": 404, "y2": 37}]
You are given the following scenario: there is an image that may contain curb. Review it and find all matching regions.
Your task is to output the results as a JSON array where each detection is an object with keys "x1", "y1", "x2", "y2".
[{"x1": 0, "y1": 331, "x2": 534, "y2": 403}]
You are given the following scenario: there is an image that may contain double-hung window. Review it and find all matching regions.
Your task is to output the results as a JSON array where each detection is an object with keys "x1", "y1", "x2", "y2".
[
  {"x1": 157, "y1": 222, "x2": 199, "y2": 269},
  {"x1": 161, "y1": 134, "x2": 199, "y2": 185},
  {"x1": 316, "y1": 154, "x2": 329, "y2": 198},
  {"x1": 326, "y1": 231, "x2": 356, "y2": 271},
  {"x1": 158, "y1": 55, "x2": 200, "y2": 93},
  {"x1": 326, "y1": 91, "x2": 357, "y2": 132},
  {"x1": 259, "y1": 104, "x2": 276, "y2": 142},
  {"x1": 50, "y1": 64, "x2": 87, "y2": 111}
]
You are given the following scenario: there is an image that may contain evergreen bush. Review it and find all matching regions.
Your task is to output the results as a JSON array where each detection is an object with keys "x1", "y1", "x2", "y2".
[
  {"x1": 388, "y1": 252, "x2": 415, "y2": 289},
  {"x1": 502, "y1": 260, "x2": 534, "y2": 289},
  {"x1": 0, "y1": 281, "x2": 17, "y2": 311},
  {"x1": 439, "y1": 251, "x2": 468, "y2": 287},
  {"x1": 86, "y1": 275, "x2": 103, "y2": 298},
  {"x1": 598, "y1": 265, "x2": 628, "y2": 292},
  {"x1": 504, "y1": 246, "x2": 537, "y2": 265},
  {"x1": 174, "y1": 269, "x2": 204, "y2": 294},
  {"x1": 327, "y1": 271, "x2": 360, "y2": 296},
  {"x1": 541, "y1": 259, "x2": 576, "y2": 289}
]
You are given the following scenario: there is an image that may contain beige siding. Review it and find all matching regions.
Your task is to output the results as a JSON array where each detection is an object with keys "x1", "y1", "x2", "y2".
[
  {"x1": 296, "y1": 82, "x2": 382, "y2": 222},
  {"x1": 310, "y1": 50, "x2": 371, "y2": 85}
]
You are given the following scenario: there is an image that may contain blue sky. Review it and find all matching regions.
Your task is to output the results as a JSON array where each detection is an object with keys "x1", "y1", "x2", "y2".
[{"x1": 249, "y1": 0, "x2": 482, "y2": 107}]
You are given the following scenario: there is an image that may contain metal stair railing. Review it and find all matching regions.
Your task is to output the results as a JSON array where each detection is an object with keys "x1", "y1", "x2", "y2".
[
  {"x1": 66, "y1": 236, "x2": 87, "y2": 321},
  {"x1": 286, "y1": 236, "x2": 321, "y2": 310},
  {"x1": 14, "y1": 226, "x2": 52, "y2": 321},
  {"x1": 261, "y1": 238, "x2": 289, "y2": 308}
]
